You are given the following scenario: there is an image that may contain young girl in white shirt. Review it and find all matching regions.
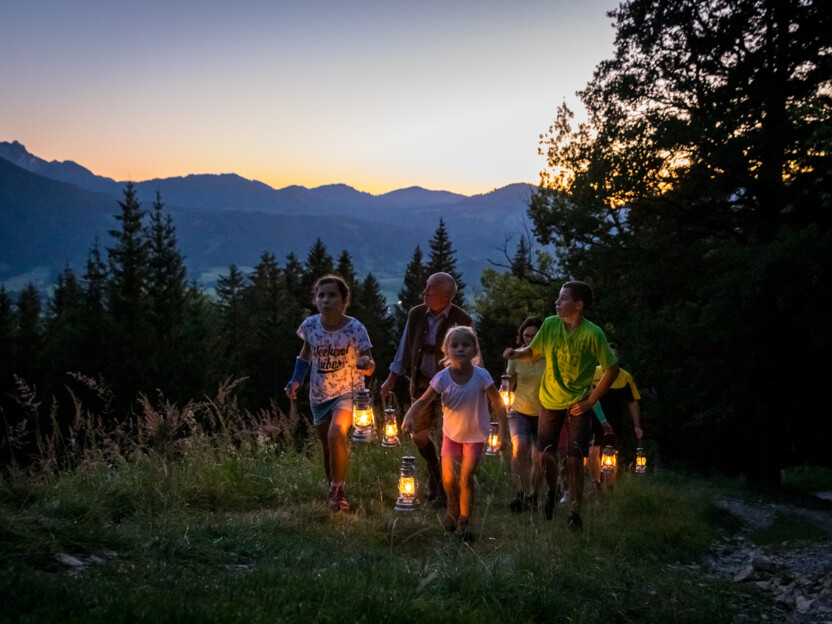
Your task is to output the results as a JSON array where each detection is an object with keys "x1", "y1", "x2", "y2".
[
  {"x1": 285, "y1": 275, "x2": 375, "y2": 513},
  {"x1": 403, "y1": 326, "x2": 507, "y2": 540}
]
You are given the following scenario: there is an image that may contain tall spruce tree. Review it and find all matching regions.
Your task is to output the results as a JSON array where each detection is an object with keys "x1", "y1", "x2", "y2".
[
  {"x1": 302, "y1": 238, "x2": 335, "y2": 313},
  {"x1": 80, "y1": 241, "x2": 108, "y2": 376},
  {"x1": 216, "y1": 264, "x2": 250, "y2": 376},
  {"x1": 426, "y1": 218, "x2": 465, "y2": 306},
  {"x1": 44, "y1": 267, "x2": 86, "y2": 380},
  {"x1": 145, "y1": 192, "x2": 189, "y2": 396},
  {"x1": 394, "y1": 245, "x2": 427, "y2": 335},
  {"x1": 336, "y1": 249, "x2": 363, "y2": 320},
  {"x1": 106, "y1": 182, "x2": 151, "y2": 404},
  {"x1": 355, "y1": 273, "x2": 395, "y2": 376}
]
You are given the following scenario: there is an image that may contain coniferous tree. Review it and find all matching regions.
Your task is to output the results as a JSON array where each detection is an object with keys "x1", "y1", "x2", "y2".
[
  {"x1": 355, "y1": 273, "x2": 395, "y2": 376},
  {"x1": 302, "y1": 238, "x2": 335, "y2": 313},
  {"x1": 336, "y1": 249, "x2": 363, "y2": 320},
  {"x1": 510, "y1": 237, "x2": 534, "y2": 279},
  {"x1": 0, "y1": 286, "x2": 14, "y2": 414},
  {"x1": 242, "y1": 252, "x2": 289, "y2": 407},
  {"x1": 44, "y1": 267, "x2": 86, "y2": 378},
  {"x1": 14, "y1": 284, "x2": 43, "y2": 384},
  {"x1": 394, "y1": 245, "x2": 427, "y2": 335},
  {"x1": 177, "y1": 283, "x2": 219, "y2": 402},
  {"x1": 80, "y1": 241, "x2": 108, "y2": 375},
  {"x1": 283, "y1": 252, "x2": 306, "y2": 303},
  {"x1": 216, "y1": 264, "x2": 250, "y2": 376},
  {"x1": 145, "y1": 191, "x2": 189, "y2": 396},
  {"x1": 426, "y1": 218, "x2": 465, "y2": 306}
]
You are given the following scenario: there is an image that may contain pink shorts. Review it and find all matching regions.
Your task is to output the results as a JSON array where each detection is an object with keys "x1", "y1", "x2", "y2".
[{"x1": 441, "y1": 436, "x2": 485, "y2": 460}]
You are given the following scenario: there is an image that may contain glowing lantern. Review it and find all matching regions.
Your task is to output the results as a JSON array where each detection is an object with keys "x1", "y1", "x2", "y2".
[
  {"x1": 395, "y1": 456, "x2": 419, "y2": 511},
  {"x1": 499, "y1": 373, "x2": 514, "y2": 408},
  {"x1": 381, "y1": 408, "x2": 400, "y2": 448},
  {"x1": 352, "y1": 388, "x2": 377, "y2": 442},
  {"x1": 635, "y1": 447, "x2": 647, "y2": 474},
  {"x1": 486, "y1": 422, "x2": 501, "y2": 456},
  {"x1": 601, "y1": 445, "x2": 617, "y2": 474}
]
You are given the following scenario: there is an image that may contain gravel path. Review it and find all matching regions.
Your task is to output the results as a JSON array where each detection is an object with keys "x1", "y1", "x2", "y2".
[{"x1": 703, "y1": 492, "x2": 832, "y2": 623}]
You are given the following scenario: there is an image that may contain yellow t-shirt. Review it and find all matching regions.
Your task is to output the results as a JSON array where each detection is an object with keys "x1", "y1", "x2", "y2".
[{"x1": 507, "y1": 356, "x2": 546, "y2": 416}]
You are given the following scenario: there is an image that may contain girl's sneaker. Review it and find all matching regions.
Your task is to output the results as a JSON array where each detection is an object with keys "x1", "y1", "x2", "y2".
[
  {"x1": 455, "y1": 516, "x2": 476, "y2": 542},
  {"x1": 328, "y1": 484, "x2": 350, "y2": 512}
]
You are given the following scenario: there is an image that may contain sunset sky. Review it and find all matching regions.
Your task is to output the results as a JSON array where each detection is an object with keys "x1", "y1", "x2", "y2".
[{"x1": 1, "y1": 1, "x2": 618, "y2": 195}]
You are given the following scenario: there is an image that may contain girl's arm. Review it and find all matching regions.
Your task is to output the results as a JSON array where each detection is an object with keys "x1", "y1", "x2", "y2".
[
  {"x1": 402, "y1": 386, "x2": 438, "y2": 433},
  {"x1": 485, "y1": 384, "x2": 509, "y2": 448},
  {"x1": 356, "y1": 348, "x2": 375, "y2": 376},
  {"x1": 285, "y1": 341, "x2": 313, "y2": 400}
]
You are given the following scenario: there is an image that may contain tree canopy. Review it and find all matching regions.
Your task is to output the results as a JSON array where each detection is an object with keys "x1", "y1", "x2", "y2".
[{"x1": 530, "y1": 0, "x2": 832, "y2": 485}]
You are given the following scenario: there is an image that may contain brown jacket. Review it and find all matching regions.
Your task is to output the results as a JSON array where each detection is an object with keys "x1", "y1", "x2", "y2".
[{"x1": 402, "y1": 303, "x2": 472, "y2": 398}]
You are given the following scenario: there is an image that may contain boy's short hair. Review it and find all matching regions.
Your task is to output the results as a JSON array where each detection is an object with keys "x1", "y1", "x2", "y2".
[
  {"x1": 440, "y1": 325, "x2": 479, "y2": 367},
  {"x1": 562, "y1": 281, "x2": 593, "y2": 310}
]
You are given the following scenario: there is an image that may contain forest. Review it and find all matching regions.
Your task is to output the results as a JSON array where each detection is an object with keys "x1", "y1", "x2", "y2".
[{"x1": 2, "y1": 0, "x2": 831, "y2": 489}]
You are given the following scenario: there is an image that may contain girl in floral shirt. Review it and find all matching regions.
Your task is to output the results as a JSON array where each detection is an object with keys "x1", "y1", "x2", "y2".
[{"x1": 285, "y1": 275, "x2": 374, "y2": 512}]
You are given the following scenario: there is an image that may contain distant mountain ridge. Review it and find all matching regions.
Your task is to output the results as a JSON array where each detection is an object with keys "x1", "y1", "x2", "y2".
[{"x1": 0, "y1": 141, "x2": 537, "y2": 297}]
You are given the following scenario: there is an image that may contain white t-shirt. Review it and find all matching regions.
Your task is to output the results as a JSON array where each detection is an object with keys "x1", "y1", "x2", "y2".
[
  {"x1": 430, "y1": 366, "x2": 494, "y2": 443},
  {"x1": 297, "y1": 315, "x2": 372, "y2": 403}
]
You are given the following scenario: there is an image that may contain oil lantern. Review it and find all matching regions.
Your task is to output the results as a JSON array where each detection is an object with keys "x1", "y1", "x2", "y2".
[
  {"x1": 352, "y1": 388, "x2": 377, "y2": 442},
  {"x1": 381, "y1": 408, "x2": 400, "y2": 448},
  {"x1": 499, "y1": 373, "x2": 514, "y2": 408},
  {"x1": 635, "y1": 447, "x2": 647, "y2": 474},
  {"x1": 395, "y1": 456, "x2": 420, "y2": 511},
  {"x1": 485, "y1": 422, "x2": 501, "y2": 456}
]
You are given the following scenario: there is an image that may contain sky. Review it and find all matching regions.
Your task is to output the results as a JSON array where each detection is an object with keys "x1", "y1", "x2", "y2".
[{"x1": 1, "y1": 0, "x2": 618, "y2": 196}]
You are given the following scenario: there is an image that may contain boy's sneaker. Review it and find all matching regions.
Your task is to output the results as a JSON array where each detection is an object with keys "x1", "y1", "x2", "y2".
[
  {"x1": 508, "y1": 492, "x2": 526, "y2": 513},
  {"x1": 328, "y1": 484, "x2": 349, "y2": 512},
  {"x1": 526, "y1": 493, "x2": 539, "y2": 512},
  {"x1": 567, "y1": 512, "x2": 583, "y2": 532},
  {"x1": 560, "y1": 490, "x2": 571, "y2": 504},
  {"x1": 544, "y1": 490, "x2": 557, "y2": 520},
  {"x1": 443, "y1": 514, "x2": 458, "y2": 532}
]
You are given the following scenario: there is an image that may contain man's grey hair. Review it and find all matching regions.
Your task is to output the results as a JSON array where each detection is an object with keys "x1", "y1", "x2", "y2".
[{"x1": 430, "y1": 272, "x2": 457, "y2": 298}]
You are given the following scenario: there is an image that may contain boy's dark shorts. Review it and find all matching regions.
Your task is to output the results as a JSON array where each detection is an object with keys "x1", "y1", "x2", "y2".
[{"x1": 538, "y1": 406, "x2": 592, "y2": 458}]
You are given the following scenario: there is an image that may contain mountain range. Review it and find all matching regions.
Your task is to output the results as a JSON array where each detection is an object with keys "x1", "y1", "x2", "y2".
[{"x1": 0, "y1": 140, "x2": 537, "y2": 299}]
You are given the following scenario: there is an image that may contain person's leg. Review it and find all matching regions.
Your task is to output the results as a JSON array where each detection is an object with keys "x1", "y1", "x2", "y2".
[
  {"x1": 508, "y1": 412, "x2": 531, "y2": 511},
  {"x1": 565, "y1": 409, "x2": 593, "y2": 530},
  {"x1": 441, "y1": 437, "x2": 461, "y2": 531},
  {"x1": 327, "y1": 400, "x2": 353, "y2": 511},
  {"x1": 538, "y1": 407, "x2": 567, "y2": 519},
  {"x1": 456, "y1": 443, "x2": 483, "y2": 541},
  {"x1": 315, "y1": 422, "x2": 331, "y2": 484}
]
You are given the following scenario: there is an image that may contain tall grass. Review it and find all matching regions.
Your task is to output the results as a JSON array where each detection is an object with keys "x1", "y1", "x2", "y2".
[{"x1": 0, "y1": 382, "x2": 770, "y2": 623}]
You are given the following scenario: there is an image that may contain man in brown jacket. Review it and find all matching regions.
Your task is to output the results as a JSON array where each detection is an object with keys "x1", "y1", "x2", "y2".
[{"x1": 381, "y1": 272, "x2": 473, "y2": 504}]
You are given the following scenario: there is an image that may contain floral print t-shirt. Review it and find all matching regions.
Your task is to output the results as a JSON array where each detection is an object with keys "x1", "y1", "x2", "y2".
[{"x1": 297, "y1": 315, "x2": 373, "y2": 403}]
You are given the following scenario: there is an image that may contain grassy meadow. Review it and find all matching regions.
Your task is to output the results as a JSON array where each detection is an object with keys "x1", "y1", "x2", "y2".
[{"x1": 0, "y1": 387, "x2": 776, "y2": 623}]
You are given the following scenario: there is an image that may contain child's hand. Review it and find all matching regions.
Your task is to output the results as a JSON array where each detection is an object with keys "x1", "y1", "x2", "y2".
[
  {"x1": 356, "y1": 355, "x2": 372, "y2": 372},
  {"x1": 285, "y1": 380, "x2": 300, "y2": 400},
  {"x1": 502, "y1": 347, "x2": 516, "y2": 360},
  {"x1": 602, "y1": 422, "x2": 614, "y2": 435},
  {"x1": 569, "y1": 400, "x2": 590, "y2": 417}
]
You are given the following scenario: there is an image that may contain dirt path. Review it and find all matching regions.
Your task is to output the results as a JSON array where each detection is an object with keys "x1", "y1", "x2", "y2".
[{"x1": 703, "y1": 491, "x2": 832, "y2": 623}]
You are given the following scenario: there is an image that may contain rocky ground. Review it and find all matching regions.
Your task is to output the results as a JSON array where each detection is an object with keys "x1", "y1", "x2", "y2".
[{"x1": 702, "y1": 491, "x2": 832, "y2": 623}]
